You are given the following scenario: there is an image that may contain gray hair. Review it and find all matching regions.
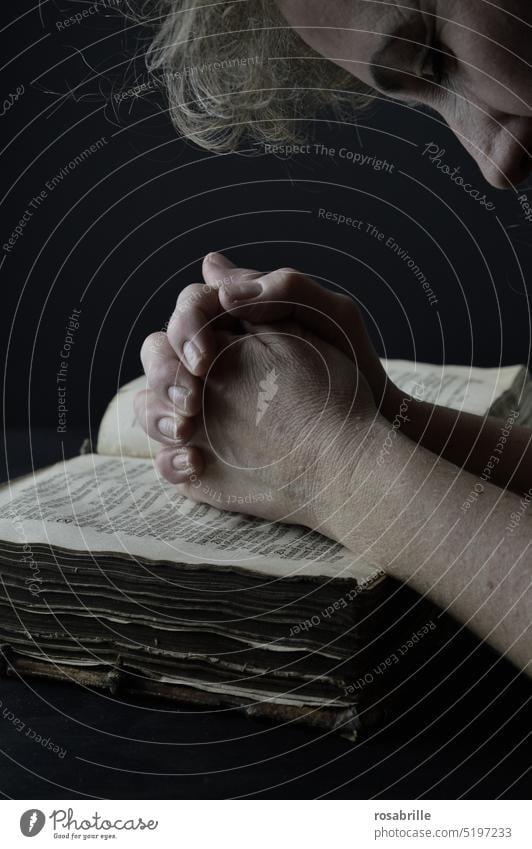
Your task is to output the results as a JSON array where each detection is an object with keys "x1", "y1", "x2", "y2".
[{"x1": 125, "y1": 0, "x2": 370, "y2": 150}]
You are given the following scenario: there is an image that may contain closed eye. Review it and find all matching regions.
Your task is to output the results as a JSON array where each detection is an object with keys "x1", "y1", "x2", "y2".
[{"x1": 370, "y1": 17, "x2": 455, "y2": 98}]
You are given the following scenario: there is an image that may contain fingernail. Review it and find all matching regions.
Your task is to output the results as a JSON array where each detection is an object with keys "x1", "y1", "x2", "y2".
[
  {"x1": 158, "y1": 416, "x2": 179, "y2": 440},
  {"x1": 228, "y1": 281, "x2": 263, "y2": 302},
  {"x1": 168, "y1": 385, "x2": 190, "y2": 412},
  {"x1": 183, "y1": 340, "x2": 203, "y2": 371},
  {"x1": 172, "y1": 452, "x2": 193, "y2": 472}
]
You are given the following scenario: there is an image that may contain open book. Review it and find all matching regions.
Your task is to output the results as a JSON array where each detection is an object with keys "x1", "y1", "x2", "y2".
[{"x1": 0, "y1": 360, "x2": 530, "y2": 739}]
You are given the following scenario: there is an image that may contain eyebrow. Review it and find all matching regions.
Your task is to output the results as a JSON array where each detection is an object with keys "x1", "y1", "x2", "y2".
[{"x1": 369, "y1": 20, "x2": 426, "y2": 94}]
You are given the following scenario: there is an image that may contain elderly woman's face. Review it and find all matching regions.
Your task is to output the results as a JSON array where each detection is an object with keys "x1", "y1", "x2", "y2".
[{"x1": 277, "y1": 0, "x2": 532, "y2": 188}]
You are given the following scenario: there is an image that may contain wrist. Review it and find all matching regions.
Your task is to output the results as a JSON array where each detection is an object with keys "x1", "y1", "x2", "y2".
[
  {"x1": 316, "y1": 410, "x2": 458, "y2": 580},
  {"x1": 313, "y1": 414, "x2": 406, "y2": 567}
]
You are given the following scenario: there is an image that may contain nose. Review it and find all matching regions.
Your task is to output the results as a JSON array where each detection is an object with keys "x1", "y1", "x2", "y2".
[{"x1": 457, "y1": 114, "x2": 532, "y2": 189}]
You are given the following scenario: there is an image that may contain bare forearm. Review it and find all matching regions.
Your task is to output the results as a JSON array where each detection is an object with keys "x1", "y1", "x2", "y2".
[{"x1": 382, "y1": 383, "x2": 532, "y2": 497}]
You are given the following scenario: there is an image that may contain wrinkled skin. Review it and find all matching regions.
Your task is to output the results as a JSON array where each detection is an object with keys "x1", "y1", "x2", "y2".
[{"x1": 136, "y1": 256, "x2": 380, "y2": 531}]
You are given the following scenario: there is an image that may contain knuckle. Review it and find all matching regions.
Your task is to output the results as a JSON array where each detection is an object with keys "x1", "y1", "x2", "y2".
[
  {"x1": 166, "y1": 312, "x2": 181, "y2": 337},
  {"x1": 333, "y1": 292, "x2": 361, "y2": 320},
  {"x1": 335, "y1": 292, "x2": 356, "y2": 310},
  {"x1": 178, "y1": 283, "x2": 200, "y2": 300},
  {"x1": 277, "y1": 266, "x2": 301, "y2": 282},
  {"x1": 175, "y1": 284, "x2": 203, "y2": 314},
  {"x1": 271, "y1": 267, "x2": 304, "y2": 296}
]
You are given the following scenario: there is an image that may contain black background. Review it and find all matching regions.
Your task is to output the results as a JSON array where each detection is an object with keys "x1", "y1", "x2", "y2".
[{"x1": 1, "y1": 1, "x2": 531, "y2": 799}]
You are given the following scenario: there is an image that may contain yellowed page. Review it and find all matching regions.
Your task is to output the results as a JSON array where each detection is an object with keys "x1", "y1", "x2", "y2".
[
  {"x1": 96, "y1": 375, "x2": 161, "y2": 458},
  {"x1": 0, "y1": 454, "x2": 381, "y2": 582},
  {"x1": 382, "y1": 360, "x2": 522, "y2": 416}
]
